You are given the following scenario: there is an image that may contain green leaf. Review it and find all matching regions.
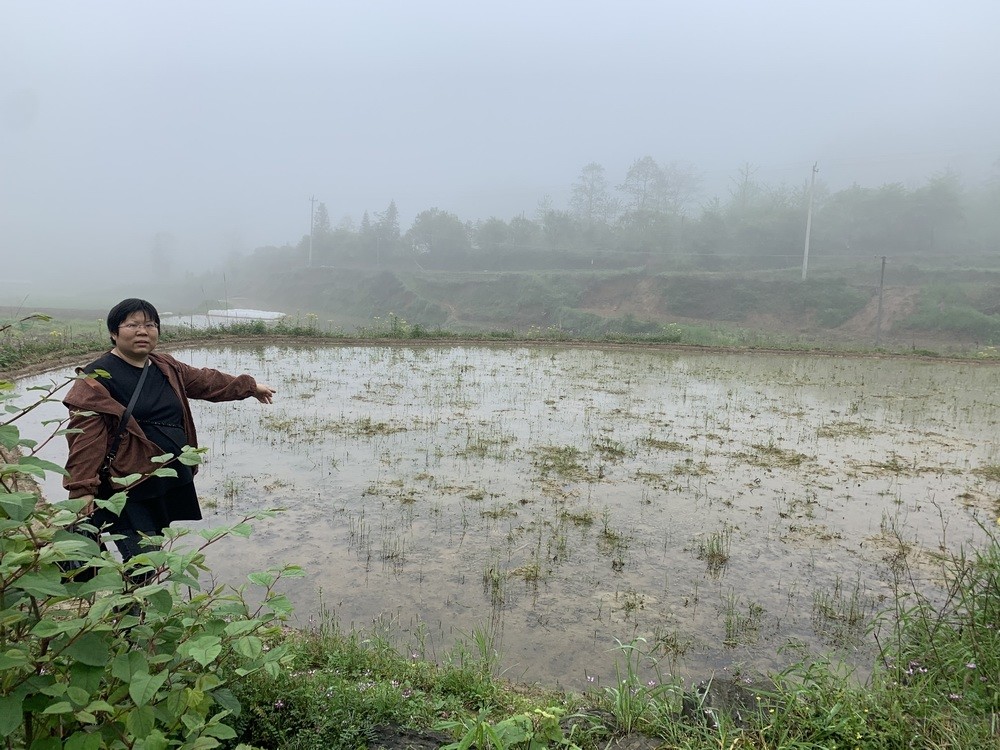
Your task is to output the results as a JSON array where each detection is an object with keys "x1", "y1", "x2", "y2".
[
  {"x1": 40, "y1": 682, "x2": 67, "y2": 697},
  {"x1": 94, "y1": 492, "x2": 127, "y2": 516},
  {"x1": 42, "y1": 701, "x2": 74, "y2": 714},
  {"x1": 14, "y1": 571, "x2": 67, "y2": 598},
  {"x1": 65, "y1": 731, "x2": 103, "y2": 750},
  {"x1": 66, "y1": 685, "x2": 90, "y2": 707},
  {"x1": 143, "y1": 587, "x2": 173, "y2": 613},
  {"x1": 177, "y1": 448, "x2": 205, "y2": 466},
  {"x1": 17, "y1": 455, "x2": 69, "y2": 477},
  {"x1": 181, "y1": 712, "x2": 203, "y2": 732},
  {"x1": 150, "y1": 452, "x2": 174, "y2": 464},
  {"x1": 133, "y1": 730, "x2": 169, "y2": 750},
  {"x1": 197, "y1": 525, "x2": 228, "y2": 541},
  {"x1": 32, "y1": 618, "x2": 75, "y2": 638},
  {"x1": 71, "y1": 663, "x2": 105, "y2": 696},
  {"x1": 125, "y1": 704, "x2": 156, "y2": 737},
  {"x1": 223, "y1": 620, "x2": 259, "y2": 637},
  {"x1": 0, "y1": 491, "x2": 38, "y2": 522},
  {"x1": 0, "y1": 649, "x2": 29, "y2": 671},
  {"x1": 65, "y1": 632, "x2": 110, "y2": 667},
  {"x1": 128, "y1": 670, "x2": 167, "y2": 707},
  {"x1": 195, "y1": 674, "x2": 222, "y2": 693},
  {"x1": 151, "y1": 467, "x2": 178, "y2": 479},
  {"x1": 0, "y1": 424, "x2": 18, "y2": 449},
  {"x1": 186, "y1": 636, "x2": 223, "y2": 667},
  {"x1": 113, "y1": 473, "x2": 143, "y2": 487},
  {"x1": 210, "y1": 688, "x2": 241, "y2": 717},
  {"x1": 54, "y1": 427, "x2": 85, "y2": 436},
  {"x1": 247, "y1": 571, "x2": 277, "y2": 587},
  {"x1": 0, "y1": 694, "x2": 23, "y2": 737},
  {"x1": 231, "y1": 522, "x2": 253, "y2": 538},
  {"x1": 263, "y1": 594, "x2": 293, "y2": 615},
  {"x1": 233, "y1": 636, "x2": 263, "y2": 659},
  {"x1": 76, "y1": 569, "x2": 124, "y2": 597},
  {"x1": 203, "y1": 722, "x2": 237, "y2": 740},
  {"x1": 112, "y1": 651, "x2": 149, "y2": 682}
]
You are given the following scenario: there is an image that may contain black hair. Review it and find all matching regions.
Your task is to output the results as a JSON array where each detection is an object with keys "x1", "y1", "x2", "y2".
[{"x1": 107, "y1": 298, "x2": 160, "y2": 345}]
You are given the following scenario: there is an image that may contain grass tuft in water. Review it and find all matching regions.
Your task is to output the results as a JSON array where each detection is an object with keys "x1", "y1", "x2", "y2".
[{"x1": 696, "y1": 522, "x2": 734, "y2": 576}]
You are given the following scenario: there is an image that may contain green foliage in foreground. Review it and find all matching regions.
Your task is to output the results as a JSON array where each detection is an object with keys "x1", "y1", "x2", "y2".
[{"x1": 1, "y1": 372, "x2": 302, "y2": 749}]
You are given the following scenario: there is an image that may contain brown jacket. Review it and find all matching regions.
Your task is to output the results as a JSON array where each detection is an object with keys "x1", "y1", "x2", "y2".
[{"x1": 62, "y1": 351, "x2": 258, "y2": 499}]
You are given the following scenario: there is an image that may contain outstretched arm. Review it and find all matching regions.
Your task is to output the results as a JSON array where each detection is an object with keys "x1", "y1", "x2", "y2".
[{"x1": 253, "y1": 382, "x2": 276, "y2": 404}]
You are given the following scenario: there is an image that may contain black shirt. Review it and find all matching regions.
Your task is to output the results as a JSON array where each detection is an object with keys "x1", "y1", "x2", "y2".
[{"x1": 85, "y1": 352, "x2": 197, "y2": 507}]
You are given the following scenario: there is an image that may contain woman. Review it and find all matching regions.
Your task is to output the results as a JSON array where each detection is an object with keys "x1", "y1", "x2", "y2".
[{"x1": 63, "y1": 298, "x2": 276, "y2": 564}]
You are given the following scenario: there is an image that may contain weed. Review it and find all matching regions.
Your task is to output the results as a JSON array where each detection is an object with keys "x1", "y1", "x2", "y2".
[
  {"x1": 601, "y1": 638, "x2": 678, "y2": 735},
  {"x1": 741, "y1": 441, "x2": 810, "y2": 468},
  {"x1": 722, "y1": 591, "x2": 765, "y2": 647},
  {"x1": 817, "y1": 420, "x2": 875, "y2": 438},
  {"x1": 592, "y1": 436, "x2": 628, "y2": 461},
  {"x1": 510, "y1": 562, "x2": 543, "y2": 583},
  {"x1": 640, "y1": 436, "x2": 689, "y2": 452},
  {"x1": 972, "y1": 464, "x2": 1000, "y2": 482},
  {"x1": 696, "y1": 522, "x2": 734, "y2": 576},
  {"x1": 482, "y1": 564, "x2": 506, "y2": 608},
  {"x1": 559, "y1": 508, "x2": 596, "y2": 526},
  {"x1": 533, "y1": 444, "x2": 590, "y2": 480},
  {"x1": 812, "y1": 575, "x2": 876, "y2": 645}
]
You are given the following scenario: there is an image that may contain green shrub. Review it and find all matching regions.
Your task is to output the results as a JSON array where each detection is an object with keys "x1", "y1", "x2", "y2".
[
  {"x1": 0, "y1": 371, "x2": 301, "y2": 749},
  {"x1": 902, "y1": 304, "x2": 1000, "y2": 343}
]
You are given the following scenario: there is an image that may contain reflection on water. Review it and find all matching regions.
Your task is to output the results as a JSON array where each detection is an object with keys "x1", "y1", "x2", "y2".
[
  {"x1": 160, "y1": 309, "x2": 285, "y2": 330},
  {"x1": 18, "y1": 345, "x2": 1000, "y2": 689}
]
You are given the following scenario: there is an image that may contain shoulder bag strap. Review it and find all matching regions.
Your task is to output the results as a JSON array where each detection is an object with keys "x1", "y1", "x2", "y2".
[{"x1": 104, "y1": 360, "x2": 151, "y2": 467}]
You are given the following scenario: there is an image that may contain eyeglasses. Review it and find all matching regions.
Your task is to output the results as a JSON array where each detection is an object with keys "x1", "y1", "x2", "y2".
[{"x1": 119, "y1": 322, "x2": 159, "y2": 331}]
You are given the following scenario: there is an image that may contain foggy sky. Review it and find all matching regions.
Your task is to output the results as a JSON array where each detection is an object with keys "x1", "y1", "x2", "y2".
[{"x1": 2, "y1": 0, "x2": 998, "y2": 293}]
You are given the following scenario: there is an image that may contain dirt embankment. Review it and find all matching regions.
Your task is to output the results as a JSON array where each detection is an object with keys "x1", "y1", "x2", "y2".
[{"x1": 573, "y1": 275, "x2": 926, "y2": 344}]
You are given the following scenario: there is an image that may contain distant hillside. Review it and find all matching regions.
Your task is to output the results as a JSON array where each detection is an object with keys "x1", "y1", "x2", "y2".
[{"x1": 214, "y1": 267, "x2": 1000, "y2": 352}]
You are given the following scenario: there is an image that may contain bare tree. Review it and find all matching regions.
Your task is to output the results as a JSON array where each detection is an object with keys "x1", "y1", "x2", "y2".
[
  {"x1": 570, "y1": 162, "x2": 617, "y2": 225},
  {"x1": 619, "y1": 156, "x2": 701, "y2": 215}
]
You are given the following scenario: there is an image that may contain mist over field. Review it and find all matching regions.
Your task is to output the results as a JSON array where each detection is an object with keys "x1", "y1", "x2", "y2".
[{"x1": 2, "y1": 0, "x2": 998, "y2": 306}]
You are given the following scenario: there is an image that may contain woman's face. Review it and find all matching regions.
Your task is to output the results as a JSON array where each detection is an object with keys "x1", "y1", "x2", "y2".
[{"x1": 112, "y1": 310, "x2": 159, "y2": 362}]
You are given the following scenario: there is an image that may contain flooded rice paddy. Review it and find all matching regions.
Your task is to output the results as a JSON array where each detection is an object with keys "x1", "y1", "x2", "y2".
[{"x1": 22, "y1": 344, "x2": 1000, "y2": 689}]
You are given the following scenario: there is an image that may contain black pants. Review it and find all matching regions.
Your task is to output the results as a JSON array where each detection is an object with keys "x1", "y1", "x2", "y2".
[
  {"x1": 91, "y1": 503, "x2": 162, "y2": 585},
  {"x1": 91, "y1": 482, "x2": 199, "y2": 577}
]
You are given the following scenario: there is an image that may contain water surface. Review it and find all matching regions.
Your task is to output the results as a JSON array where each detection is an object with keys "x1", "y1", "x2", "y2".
[{"x1": 21, "y1": 344, "x2": 1000, "y2": 689}]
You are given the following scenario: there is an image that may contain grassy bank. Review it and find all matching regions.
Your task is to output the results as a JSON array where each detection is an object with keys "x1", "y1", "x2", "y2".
[
  {"x1": 4, "y1": 310, "x2": 998, "y2": 380},
  {"x1": 228, "y1": 521, "x2": 1000, "y2": 749}
]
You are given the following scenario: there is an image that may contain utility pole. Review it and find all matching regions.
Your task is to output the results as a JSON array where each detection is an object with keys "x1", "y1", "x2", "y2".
[
  {"x1": 874, "y1": 255, "x2": 887, "y2": 347},
  {"x1": 308, "y1": 195, "x2": 316, "y2": 267},
  {"x1": 801, "y1": 162, "x2": 818, "y2": 280}
]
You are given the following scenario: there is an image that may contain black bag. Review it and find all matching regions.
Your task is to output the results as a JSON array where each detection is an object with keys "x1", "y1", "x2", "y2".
[
  {"x1": 97, "y1": 465, "x2": 116, "y2": 500},
  {"x1": 97, "y1": 359, "x2": 150, "y2": 501}
]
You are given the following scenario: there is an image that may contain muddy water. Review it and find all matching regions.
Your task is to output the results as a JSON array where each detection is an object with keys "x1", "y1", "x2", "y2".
[{"x1": 20, "y1": 345, "x2": 1000, "y2": 689}]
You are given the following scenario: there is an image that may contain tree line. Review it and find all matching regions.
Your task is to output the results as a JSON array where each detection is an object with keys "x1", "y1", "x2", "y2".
[{"x1": 245, "y1": 157, "x2": 1000, "y2": 275}]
